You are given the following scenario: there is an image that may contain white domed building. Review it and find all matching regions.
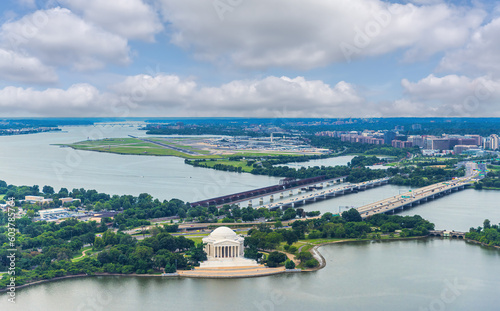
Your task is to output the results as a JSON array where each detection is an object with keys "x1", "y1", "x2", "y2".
[{"x1": 200, "y1": 226, "x2": 258, "y2": 267}]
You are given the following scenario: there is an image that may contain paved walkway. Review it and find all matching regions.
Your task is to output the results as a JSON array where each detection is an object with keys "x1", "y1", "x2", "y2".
[{"x1": 178, "y1": 265, "x2": 287, "y2": 278}]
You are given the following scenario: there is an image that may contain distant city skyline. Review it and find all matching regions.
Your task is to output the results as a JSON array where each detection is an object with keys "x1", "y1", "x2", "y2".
[{"x1": 0, "y1": 0, "x2": 499, "y2": 117}]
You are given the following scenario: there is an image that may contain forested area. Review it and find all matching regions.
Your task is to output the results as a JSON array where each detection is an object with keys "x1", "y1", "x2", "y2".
[
  {"x1": 466, "y1": 220, "x2": 500, "y2": 247},
  {"x1": 0, "y1": 218, "x2": 206, "y2": 289},
  {"x1": 389, "y1": 167, "x2": 465, "y2": 187},
  {"x1": 244, "y1": 210, "x2": 434, "y2": 268},
  {"x1": 474, "y1": 170, "x2": 500, "y2": 189}
]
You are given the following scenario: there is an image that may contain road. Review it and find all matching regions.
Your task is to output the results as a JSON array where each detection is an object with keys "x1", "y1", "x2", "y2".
[
  {"x1": 357, "y1": 162, "x2": 480, "y2": 218},
  {"x1": 259, "y1": 178, "x2": 390, "y2": 210}
]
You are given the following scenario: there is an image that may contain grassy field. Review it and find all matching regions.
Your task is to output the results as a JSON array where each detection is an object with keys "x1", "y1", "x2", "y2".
[
  {"x1": 66, "y1": 138, "x2": 216, "y2": 159},
  {"x1": 65, "y1": 137, "x2": 307, "y2": 160},
  {"x1": 71, "y1": 246, "x2": 98, "y2": 262},
  {"x1": 487, "y1": 164, "x2": 500, "y2": 172},
  {"x1": 0, "y1": 195, "x2": 5, "y2": 200}
]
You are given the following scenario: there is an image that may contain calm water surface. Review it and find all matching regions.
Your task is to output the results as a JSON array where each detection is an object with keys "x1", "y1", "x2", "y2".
[
  {"x1": 2, "y1": 125, "x2": 500, "y2": 310},
  {"x1": 0, "y1": 124, "x2": 281, "y2": 201},
  {"x1": 2, "y1": 239, "x2": 499, "y2": 311}
]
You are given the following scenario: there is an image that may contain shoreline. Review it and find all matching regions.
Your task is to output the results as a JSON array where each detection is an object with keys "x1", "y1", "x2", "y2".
[{"x1": 2, "y1": 235, "x2": 498, "y2": 293}]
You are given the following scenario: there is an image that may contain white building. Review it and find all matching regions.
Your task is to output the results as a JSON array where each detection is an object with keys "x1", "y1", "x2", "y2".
[
  {"x1": 25, "y1": 196, "x2": 53, "y2": 204},
  {"x1": 39, "y1": 208, "x2": 69, "y2": 220},
  {"x1": 200, "y1": 226, "x2": 258, "y2": 268},
  {"x1": 490, "y1": 134, "x2": 499, "y2": 150}
]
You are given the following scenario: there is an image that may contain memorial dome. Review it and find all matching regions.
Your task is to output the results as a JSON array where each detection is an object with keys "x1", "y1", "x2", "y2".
[{"x1": 209, "y1": 226, "x2": 237, "y2": 239}]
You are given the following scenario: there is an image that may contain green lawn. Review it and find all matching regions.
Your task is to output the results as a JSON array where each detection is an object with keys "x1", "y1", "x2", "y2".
[
  {"x1": 66, "y1": 138, "x2": 217, "y2": 159},
  {"x1": 0, "y1": 195, "x2": 5, "y2": 200},
  {"x1": 71, "y1": 246, "x2": 98, "y2": 262},
  {"x1": 65, "y1": 137, "x2": 319, "y2": 160},
  {"x1": 487, "y1": 164, "x2": 500, "y2": 172}
]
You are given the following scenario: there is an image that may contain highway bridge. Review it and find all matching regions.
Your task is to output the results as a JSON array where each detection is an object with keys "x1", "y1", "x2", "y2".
[
  {"x1": 357, "y1": 177, "x2": 472, "y2": 218},
  {"x1": 260, "y1": 177, "x2": 391, "y2": 211}
]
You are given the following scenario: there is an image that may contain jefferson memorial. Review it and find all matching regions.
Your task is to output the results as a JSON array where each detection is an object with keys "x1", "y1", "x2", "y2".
[{"x1": 200, "y1": 226, "x2": 258, "y2": 267}]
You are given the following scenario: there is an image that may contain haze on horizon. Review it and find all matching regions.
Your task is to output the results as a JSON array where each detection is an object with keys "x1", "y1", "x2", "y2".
[{"x1": 0, "y1": 0, "x2": 499, "y2": 118}]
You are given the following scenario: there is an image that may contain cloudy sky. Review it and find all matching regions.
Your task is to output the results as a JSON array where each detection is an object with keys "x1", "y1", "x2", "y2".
[{"x1": 0, "y1": 0, "x2": 499, "y2": 118}]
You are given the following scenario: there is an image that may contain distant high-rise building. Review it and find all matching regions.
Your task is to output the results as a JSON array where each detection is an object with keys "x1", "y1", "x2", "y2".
[
  {"x1": 392, "y1": 140, "x2": 413, "y2": 148},
  {"x1": 408, "y1": 135, "x2": 425, "y2": 148},
  {"x1": 412, "y1": 124, "x2": 422, "y2": 130},
  {"x1": 490, "y1": 134, "x2": 499, "y2": 150},
  {"x1": 429, "y1": 138, "x2": 450, "y2": 151},
  {"x1": 466, "y1": 135, "x2": 482, "y2": 146},
  {"x1": 384, "y1": 131, "x2": 397, "y2": 145},
  {"x1": 483, "y1": 137, "x2": 491, "y2": 150}
]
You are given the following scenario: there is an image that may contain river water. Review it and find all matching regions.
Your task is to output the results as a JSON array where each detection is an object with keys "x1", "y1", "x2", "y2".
[
  {"x1": 2, "y1": 239, "x2": 499, "y2": 311},
  {"x1": 0, "y1": 124, "x2": 281, "y2": 202},
  {"x1": 1, "y1": 124, "x2": 500, "y2": 310}
]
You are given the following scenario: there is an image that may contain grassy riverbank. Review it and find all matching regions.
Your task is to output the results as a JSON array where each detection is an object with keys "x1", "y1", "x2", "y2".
[
  {"x1": 63, "y1": 137, "x2": 313, "y2": 159},
  {"x1": 63, "y1": 138, "x2": 215, "y2": 159}
]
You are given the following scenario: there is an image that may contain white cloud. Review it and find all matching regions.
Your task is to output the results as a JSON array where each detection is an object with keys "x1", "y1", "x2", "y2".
[
  {"x1": 110, "y1": 74, "x2": 197, "y2": 112},
  {"x1": 111, "y1": 74, "x2": 366, "y2": 117},
  {"x1": 158, "y1": 0, "x2": 484, "y2": 69},
  {"x1": 0, "y1": 84, "x2": 109, "y2": 116},
  {"x1": 0, "y1": 49, "x2": 57, "y2": 84},
  {"x1": 397, "y1": 74, "x2": 500, "y2": 117},
  {"x1": 439, "y1": 17, "x2": 500, "y2": 76},
  {"x1": 193, "y1": 76, "x2": 364, "y2": 117},
  {"x1": 59, "y1": 0, "x2": 163, "y2": 42},
  {"x1": 5, "y1": 72, "x2": 498, "y2": 118},
  {"x1": 0, "y1": 75, "x2": 368, "y2": 117},
  {"x1": 0, "y1": 7, "x2": 130, "y2": 71}
]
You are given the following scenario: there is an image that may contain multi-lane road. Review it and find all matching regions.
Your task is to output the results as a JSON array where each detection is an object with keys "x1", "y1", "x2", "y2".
[
  {"x1": 357, "y1": 162, "x2": 480, "y2": 218},
  {"x1": 258, "y1": 178, "x2": 390, "y2": 211}
]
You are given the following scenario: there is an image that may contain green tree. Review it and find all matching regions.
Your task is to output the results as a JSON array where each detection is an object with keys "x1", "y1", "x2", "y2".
[
  {"x1": 296, "y1": 251, "x2": 313, "y2": 263},
  {"x1": 93, "y1": 236, "x2": 105, "y2": 250},
  {"x1": 342, "y1": 208, "x2": 362, "y2": 222},
  {"x1": 266, "y1": 251, "x2": 287, "y2": 267},
  {"x1": 285, "y1": 259, "x2": 296, "y2": 270},
  {"x1": 188, "y1": 243, "x2": 207, "y2": 265},
  {"x1": 42, "y1": 185, "x2": 55, "y2": 194}
]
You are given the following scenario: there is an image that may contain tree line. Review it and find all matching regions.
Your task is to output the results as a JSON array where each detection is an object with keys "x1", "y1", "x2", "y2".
[
  {"x1": 243, "y1": 210, "x2": 434, "y2": 269},
  {"x1": 0, "y1": 218, "x2": 206, "y2": 289}
]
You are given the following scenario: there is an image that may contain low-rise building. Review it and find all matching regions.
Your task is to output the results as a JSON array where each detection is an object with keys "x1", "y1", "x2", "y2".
[
  {"x1": 39, "y1": 208, "x2": 69, "y2": 220},
  {"x1": 453, "y1": 145, "x2": 478, "y2": 155},
  {"x1": 25, "y1": 196, "x2": 53, "y2": 204}
]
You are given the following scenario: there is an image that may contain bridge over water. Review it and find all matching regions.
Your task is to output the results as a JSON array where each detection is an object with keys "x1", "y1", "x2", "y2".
[
  {"x1": 261, "y1": 178, "x2": 390, "y2": 211},
  {"x1": 190, "y1": 175, "x2": 347, "y2": 207},
  {"x1": 358, "y1": 178, "x2": 472, "y2": 218},
  {"x1": 428, "y1": 230, "x2": 466, "y2": 239}
]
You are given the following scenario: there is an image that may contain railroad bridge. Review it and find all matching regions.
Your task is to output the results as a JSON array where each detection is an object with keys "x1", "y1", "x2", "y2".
[{"x1": 189, "y1": 175, "x2": 346, "y2": 207}]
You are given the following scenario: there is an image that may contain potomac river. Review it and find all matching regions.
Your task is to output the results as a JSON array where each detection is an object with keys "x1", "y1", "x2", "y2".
[{"x1": 1, "y1": 123, "x2": 500, "y2": 310}]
